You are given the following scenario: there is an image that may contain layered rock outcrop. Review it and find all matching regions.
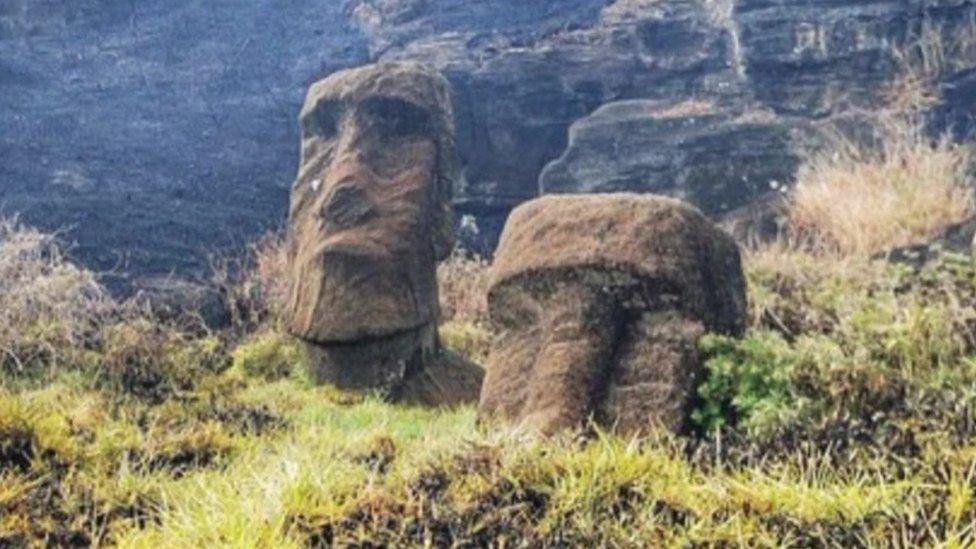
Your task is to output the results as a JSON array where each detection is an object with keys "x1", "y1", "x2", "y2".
[
  {"x1": 539, "y1": 100, "x2": 799, "y2": 214},
  {"x1": 362, "y1": 0, "x2": 976, "y2": 243},
  {"x1": 478, "y1": 193, "x2": 747, "y2": 435},
  {"x1": 2, "y1": 1, "x2": 975, "y2": 276},
  {"x1": 0, "y1": 1, "x2": 370, "y2": 278}
]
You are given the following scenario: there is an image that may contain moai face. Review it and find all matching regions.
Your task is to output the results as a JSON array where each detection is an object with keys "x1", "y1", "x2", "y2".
[
  {"x1": 485, "y1": 270, "x2": 712, "y2": 435},
  {"x1": 482, "y1": 270, "x2": 630, "y2": 433},
  {"x1": 478, "y1": 194, "x2": 747, "y2": 436},
  {"x1": 286, "y1": 63, "x2": 456, "y2": 345},
  {"x1": 282, "y1": 63, "x2": 476, "y2": 401}
]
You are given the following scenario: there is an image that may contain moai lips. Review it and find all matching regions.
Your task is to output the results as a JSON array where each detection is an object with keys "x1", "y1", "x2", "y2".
[
  {"x1": 478, "y1": 193, "x2": 747, "y2": 435},
  {"x1": 285, "y1": 62, "x2": 481, "y2": 405}
]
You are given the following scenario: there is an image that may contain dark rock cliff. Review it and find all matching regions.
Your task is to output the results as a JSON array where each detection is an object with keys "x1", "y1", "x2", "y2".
[
  {"x1": 0, "y1": 1, "x2": 369, "y2": 278},
  {"x1": 2, "y1": 0, "x2": 975, "y2": 278}
]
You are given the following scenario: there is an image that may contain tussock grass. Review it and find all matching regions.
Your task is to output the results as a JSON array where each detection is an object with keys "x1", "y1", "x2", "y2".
[
  {"x1": 0, "y1": 217, "x2": 115, "y2": 375},
  {"x1": 884, "y1": 19, "x2": 976, "y2": 113},
  {"x1": 228, "y1": 331, "x2": 305, "y2": 382},
  {"x1": 437, "y1": 250, "x2": 493, "y2": 361},
  {"x1": 788, "y1": 114, "x2": 975, "y2": 257},
  {"x1": 211, "y1": 230, "x2": 289, "y2": 334},
  {"x1": 0, "y1": 217, "x2": 227, "y2": 399},
  {"x1": 437, "y1": 250, "x2": 490, "y2": 326}
]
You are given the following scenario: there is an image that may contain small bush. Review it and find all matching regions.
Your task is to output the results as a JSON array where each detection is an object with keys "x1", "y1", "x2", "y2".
[
  {"x1": 211, "y1": 230, "x2": 289, "y2": 334},
  {"x1": 135, "y1": 421, "x2": 236, "y2": 477},
  {"x1": 695, "y1": 332, "x2": 799, "y2": 435},
  {"x1": 0, "y1": 217, "x2": 115, "y2": 376},
  {"x1": 0, "y1": 217, "x2": 230, "y2": 399},
  {"x1": 698, "y1": 250, "x2": 976, "y2": 435},
  {"x1": 99, "y1": 320, "x2": 225, "y2": 400},
  {"x1": 439, "y1": 320, "x2": 493, "y2": 363}
]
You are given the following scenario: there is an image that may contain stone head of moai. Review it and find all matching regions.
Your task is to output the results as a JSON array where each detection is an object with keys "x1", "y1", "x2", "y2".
[
  {"x1": 285, "y1": 62, "x2": 480, "y2": 404},
  {"x1": 478, "y1": 194, "x2": 747, "y2": 435}
]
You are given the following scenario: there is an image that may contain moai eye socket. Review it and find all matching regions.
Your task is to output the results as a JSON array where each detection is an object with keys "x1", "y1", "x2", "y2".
[
  {"x1": 303, "y1": 100, "x2": 342, "y2": 139},
  {"x1": 359, "y1": 97, "x2": 432, "y2": 138}
]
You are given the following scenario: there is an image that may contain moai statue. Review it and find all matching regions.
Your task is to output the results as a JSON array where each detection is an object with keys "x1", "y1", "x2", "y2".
[
  {"x1": 478, "y1": 193, "x2": 747, "y2": 435},
  {"x1": 285, "y1": 62, "x2": 482, "y2": 405}
]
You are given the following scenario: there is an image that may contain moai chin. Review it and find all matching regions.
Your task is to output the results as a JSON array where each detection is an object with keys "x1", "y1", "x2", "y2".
[{"x1": 285, "y1": 62, "x2": 480, "y2": 405}]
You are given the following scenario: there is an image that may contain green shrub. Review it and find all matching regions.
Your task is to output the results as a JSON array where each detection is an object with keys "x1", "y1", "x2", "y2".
[
  {"x1": 695, "y1": 332, "x2": 800, "y2": 435},
  {"x1": 699, "y1": 251, "x2": 976, "y2": 435}
]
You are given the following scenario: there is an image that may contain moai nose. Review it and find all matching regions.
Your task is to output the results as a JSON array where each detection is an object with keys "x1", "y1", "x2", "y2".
[
  {"x1": 520, "y1": 283, "x2": 622, "y2": 434},
  {"x1": 320, "y1": 183, "x2": 375, "y2": 229}
]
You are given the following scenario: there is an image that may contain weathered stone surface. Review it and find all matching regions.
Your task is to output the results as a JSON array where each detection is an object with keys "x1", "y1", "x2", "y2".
[
  {"x1": 479, "y1": 193, "x2": 746, "y2": 435},
  {"x1": 368, "y1": 0, "x2": 741, "y2": 245},
  {"x1": 365, "y1": 0, "x2": 976, "y2": 246},
  {"x1": 539, "y1": 99, "x2": 800, "y2": 215},
  {"x1": 285, "y1": 62, "x2": 455, "y2": 342},
  {"x1": 3, "y1": 0, "x2": 976, "y2": 276},
  {"x1": 933, "y1": 67, "x2": 976, "y2": 140},
  {"x1": 285, "y1": 62, "x2": 482, "y2": 405}
]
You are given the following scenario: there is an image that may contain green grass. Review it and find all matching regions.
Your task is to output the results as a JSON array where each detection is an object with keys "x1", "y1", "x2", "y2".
[
  {"x1": 2, "y1": 370, "x2": 974, "y2": 546},
  {"x1": 5, "y1": 220, "x2": 976, "y2": 546}
]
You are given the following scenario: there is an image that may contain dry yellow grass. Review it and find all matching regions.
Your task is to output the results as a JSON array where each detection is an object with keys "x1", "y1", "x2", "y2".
[
  {"x1": 437, "y1": 250, "x2": 490, "y2": 326},
  {"x1": 0, "y1": 217, "x2": 114, "y2": 373},
  {"x1": 651, "y1": 99, "x2": 716, "y2": 119},
  {"x1": 436, "y1": 251, "x2": 493, "y2": 360},
  {"x1": 883, "y1": 20, "x2": 976, "y2": 113},
  {"x1": 211, "y1": 230, "x2": 289, "y2": 332},
  {"x1": 788, "y1": 114, "x2": 975, "y2": 257},
  {"x1": 253, "y1": 231, "x2": 290, "y2": 310},
  {"x1": 784, "y1": 22, "x2": 976, "y2": 258}
]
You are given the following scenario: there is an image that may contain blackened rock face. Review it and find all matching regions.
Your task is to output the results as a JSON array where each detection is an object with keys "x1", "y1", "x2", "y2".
[{"x1": 286, "y1": 62, "x2": 457, "y2": 344}]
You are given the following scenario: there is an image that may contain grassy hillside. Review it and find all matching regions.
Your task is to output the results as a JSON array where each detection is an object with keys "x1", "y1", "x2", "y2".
[
  {"x1": 4, "y1": 250, "x2": 976, "y2": 546},
  {"x1": 3, "y1": 113, "x2": 976, "y2": 547}
]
